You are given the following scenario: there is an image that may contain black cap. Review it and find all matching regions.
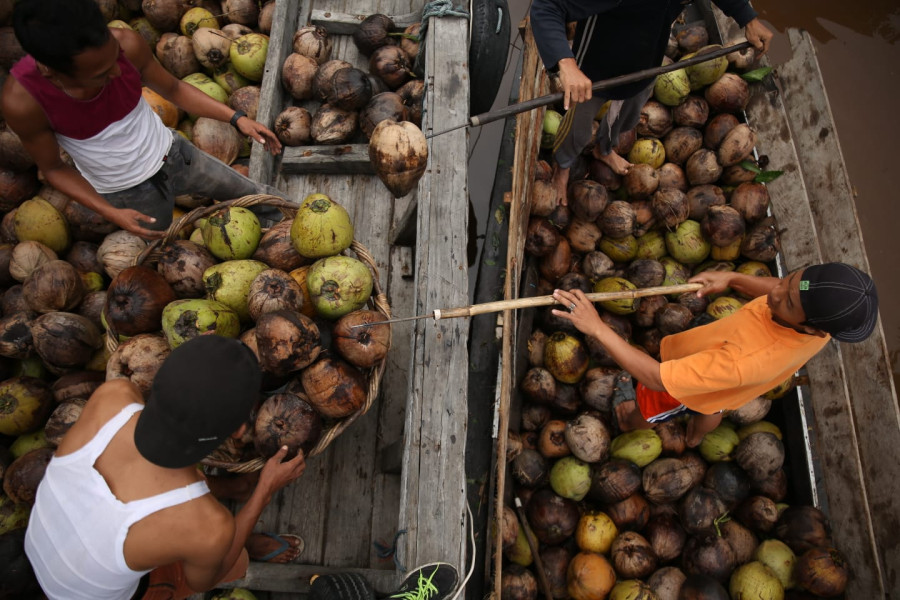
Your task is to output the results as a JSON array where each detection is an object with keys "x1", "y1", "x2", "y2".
[
  {"x1": 134, "y1": 335, "x2": 262, "y2": 468},
  {"x1": 798, "y1": 262, "x2": 878, "y2": 343}
]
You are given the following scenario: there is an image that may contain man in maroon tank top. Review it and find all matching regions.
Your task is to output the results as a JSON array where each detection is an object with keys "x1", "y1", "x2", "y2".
[{"x1": 2, "y1": 0, "x2": 286, "y2": 239}]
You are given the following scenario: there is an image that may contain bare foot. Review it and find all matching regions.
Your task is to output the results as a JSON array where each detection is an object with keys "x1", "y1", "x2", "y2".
[
  {"x1": 247, "y1": 533, "x2": 304, "y2": 563},
  {"x1": 551, "y1": 164, "x2": 570, "y2": 206},
  {"x1": 206, "y1": 471, "x2": 260, "y2": 503},
  {"x1": 592, "y1": 147, "x2": 632, "y2": 175}
]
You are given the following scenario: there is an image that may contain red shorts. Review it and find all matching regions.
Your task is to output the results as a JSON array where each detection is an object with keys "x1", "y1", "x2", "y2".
[{"x1": 635, "y1": 382, "x2": 690, "y2": 423}]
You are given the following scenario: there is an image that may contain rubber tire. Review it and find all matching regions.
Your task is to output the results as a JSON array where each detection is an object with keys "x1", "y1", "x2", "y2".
[
  {"x1": 309, "y1": 573, "x2": 376, "y2": 600},
  {"x1": 469, "y1": 0, "x2": 511, "y2": 115}
]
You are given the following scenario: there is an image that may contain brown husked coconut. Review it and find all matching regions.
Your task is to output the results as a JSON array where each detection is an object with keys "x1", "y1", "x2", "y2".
[
  {"x1": 657, "y1": 162, "x2": 687, "y2": 191},
  {"x1": 626, "y1": 258, "x2": 665, "y2": 288},
  {"x1": 51, "y1": 370, "x2": 105, "y2": 405},
  {"x1": 734, "y1": 432, "x2": 785, "y2": 482},
  {"x1": 704, "y1": 73, "x2": 750, "y2": 113},
  {"x1": 191, "y1": 117, "x2": 241, "y2": 165},
  {"x1": 611, "y1": 531, "x2": 658, "y2": 579},
  {"x1": 588, "y1": 458, "x2": 642, "y2": 504},
  {"x1": 686, "y1": 184, "x2": 726, "y2": 221},
  {"x1": 730, "y1": 181, "x2": 770, "y2": 223},
  {"x1": 702, "y1": 204, "x2": 745, "y2": 247},
  {"x1": 642, "y1": 457, "x2": 695, "y2": 504},
  {"x1": 0, "y1": 284, "x2": 29, "y2": 315},
  {"x1": 274, "y1": 106, "x2": 312, "y2": 147},
  {"x1": 9, "y1": 240, "x2": 56, "y2": 283},
  {"x1": 673, "y1": 95, "x2": 709, "y2": 128},
  {"x1": 623, "y1": 163, "x2": 659, "y2": 200},
  {"x1": 538, "y1": 238, "x2": 572, "y2": 283},
  {"x1": 156, "y1": 33, "x2": 201, "y2": 79},
  {"x1": 3, "y1": 447, "x2": 53, "y2": 504},
  {"x1": 685, "y1": 148, "x2": 722, "y2": 185},
  {"x1": 606, "y1": 493, "x2": 651, "y2": 532},
  {"x1": 662, "y1": 127, "x2": 703, "y2": 166},
  {"x1": 105, "y1": 334, "x2": 171, "y2": 396},
  {"x1": 281, "y1": 53, "x2": 318, "y2": 101},
  {"x1": 633, "y1": 294, "x2": 667, "y2": 328},
  {"x1": 105, "y1": 265, "x2": 176, "y2": 337},
  {"x1": 255, "y1": 309, "x2": 321, "y2": 377},
  {"x1": 141, "y1": 0, "x2": 185, "y2": 32},
  {"x1": 525, "y1": 217, "x2": 560, "y2": 257},
  {"x1": 397, "y1": 79, "x2": 425, "y2": 126},
  {"x1": 568, "y1": 179, "x2": 609, "y2": 221},
  {"x1": 228, "y1": 85, "x2": 260, "y2": 121},
  {"x1": 32, "y1": 312, "x2": 101, "y2": 371},
  {"x1": 681, "y1": 534, "x2": 736, "y2": 583},
  {"x1": 369, "y1": 45, "x2": 412, "y2": 90},
  {"x1": 252, "y1": 221, "x2": 307, "y2": 272},
  {"x1": 0, "y1": 312, "x2": 34, "y2": 359},
  {"x1": 352, "y1": 13, "x2": 396, "y2": 56},
  {"x1": 564, "y1": 219, "x2": 602, "y2": 254},
  {"x1": 655, "y1": 302, "x2": 693, "y2": 336},
  {"x1": 530, "y1": 179, "x2": 557, "y2": 217},
  {"x1": 727, "y1": 395, "x2": 772, "y2": 425},
  {"x1": 720, "y1": 517, "x2": 759, "y2": 565},
  {"x1": 292, "y1": 25, "x2": 332, "y2": 64},
  {"x1": 703, "y1": 112, "x2": 739, "y2": 150},
  {"x1": 564, "y1": 413, "x2": 610, "y2": 463},
  {"x1": 254, "y1": 391, "x2": 323, "y2": 458},
  {"x1": 676, "y1": 23, "x2": 708, "y2": 54},
  {"x1": 581, "y1": 251, "x2": 616, "y2": 281},
  {"x1": 740, "y1": 216, "x2": 779, "y2": 262},
  {"x1": 0, "y1": 168, "x2": 39, "y2": 213},
  {"x1": 0, "y1": 128, "x2": 34, "y2": 172},
  {"x1": 651, "y1": 188, "x2": 689, "y2": 229},
  {"x1": 301, "y1": 355, "x2": 368, "y2": 419},
  {"x1": 359, "y1": 92, "x2": 408, "y2": 139},
  {"x1": 156, "y1": 239, "x2": 217, "y2": 299},
  {"x1": 717, "y1": 123, "x2": 757, "y2": 167},
  {"x1": 325, "y1": 67, "x2": 373, "y2": 112},
  {"x1": 22, "y1": 259, "x2": 84, "y2": 314},
  {"x1": 637, "y1": 100, "x2": 673, "y2": 138},
  {"x1": 65, "y1": 241, "x2": 102, "y2": 275},
  {"x1": 600, "y1": 200, "x2": 636, "y2": 239},
  {"x1": 313, "y1": 59, "x2": 352, "y2": 100},
  {"x1": 332, "y1": 309, "x2": 391, "y2": 368},
  {"x1": 735, "y1": 495, "x2": 779, "y2": 534},
  {"x1": 721, "y1": 161, "x2": 760, "y2": 186},
  {"x1": 247, "y1": 269, "x2": 304, "y2": 322},
  {"x1": 43, "y1": 402, "x2": 83, "y2": 446},
  {"x1": 221, "y1": 0, "x2": 259, "y2": 25},
  {"x1": 311, "y1": 103, "x2": 358, "y2": 144},
  {"x1": 97, "y1": 231, "x2": 147, "y2": 280},
  {"x1": 368, "y1": 120, "x2": 428, "y2": 197}
]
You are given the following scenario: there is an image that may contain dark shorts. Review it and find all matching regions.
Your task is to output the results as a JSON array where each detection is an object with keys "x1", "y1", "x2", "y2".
[{"x1": 102, "y1": 134, "x2": 287, "y2": 231}]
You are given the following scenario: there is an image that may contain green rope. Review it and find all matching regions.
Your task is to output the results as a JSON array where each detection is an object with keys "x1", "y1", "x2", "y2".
[{"x1": 414, "y1": 0, "x2": 470, "y2": 75}]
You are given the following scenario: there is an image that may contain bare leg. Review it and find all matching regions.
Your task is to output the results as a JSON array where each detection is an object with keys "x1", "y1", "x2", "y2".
[
  {"x1": 614, "y1": 400, "x2": 654, "y2": 432},
  {"x1": 551, "y1": 163, "x2": 570, "y2": 206},
  {"x1": 685, "y1": 412, "x2": 724, "y2": 447},
  {"x1": 592, "y1": 146, "x2": 633, "y2": 175}
]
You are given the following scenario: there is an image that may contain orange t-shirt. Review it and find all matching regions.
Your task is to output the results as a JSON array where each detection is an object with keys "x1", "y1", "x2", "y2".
[{"x1": 658, "y1": 296, "x2": 830, "y2": 414}]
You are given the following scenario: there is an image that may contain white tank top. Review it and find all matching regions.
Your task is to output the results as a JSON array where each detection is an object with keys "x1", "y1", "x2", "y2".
[
  {"x1": 56, "y1": 99, "x2": 173, "y2": 194},
  {"x1": 24, "y1": 403, "x2": 210, "y2": 600}
]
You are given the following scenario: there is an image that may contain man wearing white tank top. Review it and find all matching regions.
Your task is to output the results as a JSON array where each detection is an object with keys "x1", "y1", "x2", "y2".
[
  {"x1": 2, "y1": 0, "x2": 286, "y2": 239},
  {"x1": 24, "y1": 336, "x2": 308, "y2": 600}
]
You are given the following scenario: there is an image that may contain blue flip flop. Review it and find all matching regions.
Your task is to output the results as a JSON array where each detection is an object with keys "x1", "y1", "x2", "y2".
[{"x1": 254, "y1": 533, "x2": 304, "y2": 562}]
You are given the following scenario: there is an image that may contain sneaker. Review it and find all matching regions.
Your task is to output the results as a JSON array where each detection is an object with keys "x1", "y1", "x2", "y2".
[{"x1": 386, "y1": 562, "x2": 460, "y2": 600}]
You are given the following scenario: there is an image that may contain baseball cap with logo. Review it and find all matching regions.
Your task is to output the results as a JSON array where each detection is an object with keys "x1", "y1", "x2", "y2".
[
  {"x1": 798, "y1": 262, "x2": 878, "y2": 343},
  {"x1": 134, "y1": 335, "x2": 262, "y2": 468}
]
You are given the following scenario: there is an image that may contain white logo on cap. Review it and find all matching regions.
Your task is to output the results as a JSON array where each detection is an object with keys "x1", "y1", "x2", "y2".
[{"x1": 197, "y1": 436, "x2": 219, "y2": 442}]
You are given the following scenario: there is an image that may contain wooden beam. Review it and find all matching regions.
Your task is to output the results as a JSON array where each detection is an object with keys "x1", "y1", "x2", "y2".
[
  {"x1": 310, "y1": 9, "x2": 421, "y2": 35},
  {"x1": 216, "y1": 563, "x2": 399, "y2": 594},
  {"x1": 280, "y1": 144, "x2": 376, "y2": 175}
]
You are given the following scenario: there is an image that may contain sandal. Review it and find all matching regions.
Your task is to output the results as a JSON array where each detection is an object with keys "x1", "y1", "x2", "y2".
[
  {"x1": 250, "y1": 532, "x2": 304, "y2": 563},
  {"x1": 609, "y1": 371, "x2": 636, "y2": 434}
]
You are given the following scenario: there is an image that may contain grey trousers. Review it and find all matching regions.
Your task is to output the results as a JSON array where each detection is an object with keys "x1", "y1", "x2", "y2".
[
  {"x1": 102, "y1": 134, "x2": 287, "y2": 230},
  {"x1": 553, "y1": 81, "x2": 655, "y2": 169}
]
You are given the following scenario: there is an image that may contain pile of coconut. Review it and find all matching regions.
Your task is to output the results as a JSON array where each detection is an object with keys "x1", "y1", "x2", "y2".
[
  {"x1": 0, "y1": 191, "x2": 389, "y2": 544},
  {"x1": 496, "y1": 23, "x2": 851, "y2": 600}
]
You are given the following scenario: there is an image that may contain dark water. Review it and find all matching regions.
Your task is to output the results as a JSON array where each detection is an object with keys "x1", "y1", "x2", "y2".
[{"x1": 468, "y1": 0, "x2": 900, "y2": 387}]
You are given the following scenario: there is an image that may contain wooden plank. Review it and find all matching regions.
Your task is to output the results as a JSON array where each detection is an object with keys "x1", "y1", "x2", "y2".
[
  {"x1": 217, "y1": 563, "x2": 399, "y2": 594},
  {"x1": 397, "y1": 9, "x2": 470, "y2": 573},
  {"x1": 281, "y1": 145, "x2": 376, "y2": 175},
  {"x1": 311, "y1": 8, "x2": 420, "y2": 35},
  {"x1": 712, "y1": 8, "x2": 897, "y2": 597}
]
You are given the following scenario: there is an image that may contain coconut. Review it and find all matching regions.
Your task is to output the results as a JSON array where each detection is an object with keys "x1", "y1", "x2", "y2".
[
  {"x1": 325, "y1": 67, "x2": 373, "y2": 112},
  {"x1": 588, "y1": 457, "x2": 642, "y2": 504},
  {"x1": 289, "y1": 193, "x2": 353, "y2": 259},
  {"x1": 592, "y1": 276, "x2": 636, "y2": 315},
  {"x1": 0, "y1": 129, "x2": 33, "y2": 172},
  {"x1": 273, "y1": 106, "x2": 312, "y2": 147},
  {"x1": 369, "y1": 45, "x2": 413, "y2": 90},
  {"x1": 633, "y1": 294, "x2": 667, "y2": 329},
  {"x1": 141, "y1": 0, "x2": 185, "y2": 31},
  {"x1": 156, "y1": 240, "x2": 216, "y2": 299},
  {"x1": 564, "y1": 219, "x2": 601, "y2": 253},
  {"x1": 201, "y1": 206, "x2": 261, "y2": 261},
  {"x1": 13, "y1": 196, "x2": 69, "y2": 253},
  {"x1": 0, "y1": 377, "x2": 53, "y2": 436},
  {"x1": 741, "y1": 217, "x2": 779, "y2": 262},
  {"x1": 567, "y1": 552, "x2": 617, "y2": 600},
  {"x1": 610, "y1": 532, "x2": 658, "y2": 580},
  {"x1": 306, "y1": 255, "x2": 373, "y2": 320},
  {"x1": 642, "y1": 457, "x2": 695, "y2": 504},
  {"x1": 698, "y1": 423, "x2": 740, "y2": 462},
  {"x1": 527, "y1": 488, "x2": 579, "y2": 545},
  {"x1": 22, "y1": 259, "x2": 84, "y2": 314},
  {"x1": 647, "y1": 567, "x2": 686, "y2": 600},
  {"x1": 521, "y1": 368, "x2": 557, "y2": 406},
  {"x1": 734, "y1": 495, "x2": 779, "y2": 535},
  {"x1": 280, "y1": 53, "x2": 318, "y2": 101},
  {"x1": 229, "y1": 33, "x2": 268, "y2": 82},
  {"x1": 734, "y1": 432, "x2": 784, "y2": 482},
  {"x1": 679, "y1": 486, "x2": 728, "y2": 538},
  {"x1": 730, "y1": 182, "x2": 770, "y2": 223},
  {"x1": 677, "y1": 290, "x2": 709, "y2": 316},
  {"x1": 655, "y1": 303, "x2": 693, "y2": 336},
  {"x1": 543, "y1": 332, "x2": 589, "y2": 384},
  {"x1": 221, "y1": 0, "x2": 258, "y2": 25},
  {"x1": 727, "y1": 395, "x2": 772, "y2": 426},
  {"x1": 685, "y1": 149, "x2": 722, "y2": 186},
  {"x1": 549, "y1": 456, "x2": 591, "y2": 501},
  {"x1": 662, "y1": 127, "x2": 703, "y2": 167},
  {"x1": 579, "y1": 251, "x2": 614, "y2": 282},
  {"x1": 369, "y1": 120, "x2": 428, "y2": 197},
  {"x1": 105, "y1": 333, "x2": 170, "y2": 396},
  {"x1": 753, "y1": 540, "x2": 796, "y2": 590},
  {"x1": 292, "y1": 25, "x2": 332, "y2": 64},
  {"x1": 576, "y1": 367, "x2": 615, "y2": 411},
  {"x1": 657, "y1": 162, "x2": 687, "y2": 191},
  {"x1": 525, "y1": 218, "x2": 561, "y2": 257},
  {"x1": 702, "y1": 205, "x2": 745, "y2": 248},
  {"x1": 660, "y1": 256, "x2": 691, "y2": 293},
  {"x1": 311, "y1": 59, "x2": 349, "y2": 100},
  {"x1": 161, "y1": 298, "x2": 240, "y2": 348},
  {"x1": 0, "y1": 312, "x2": 34, "y2": 360},
  {"x1": 718, "y1": 123, "x2": 757, "y2": 169},
  {"x1": 794, "y1": 547, "x2": 848, "y2": 597},
  {"x1": 131, "y1": 17, "x2": 162, "y2": 49},
  {"x1": 511, "y1": 447, "x2": 549, "y2": 488},
  {"x1": 606, "y1": 493, "x2": 651, "y2": 532},
  {"x1": 705, "y1": 73, "x2": 750, "y2": 113},
  {"x1": 637, "y1": 100, "x2": 673, "y2": 138},
  {"x1": 563, "y1": 413, "x2": 610, "y2": 463},
  {"x1": 203, "y1": 260, "x2": 268, "y2": 322},
  {"x1": 635, "y1": 230, "x2": 666, "y2": 260},
  {"x1": 654, "y1": 69, "x2": 691, "y2": 107},
  {"x1": 254, "y1": 392, "x2": 322, "y2": 459},
  {"x1": 775, "y1": 506, "x2": 832, "y2": 554},
  {"x1": 310, "y1": 102, "x2": 359, "y2": 144},
  {"x1": 226, "y1": 86, "x2": 260, "y2": 122},
  {"x1": 105, "y1": 265, "x2": 175, "y2": 337},
  {"x1": 676, "y1": 24, "x2": 708, "y2": 53},
  {"x1": 575, "y1": 511, "x2": 618, "y2": 555},
  {"x1": 703, "y1": 112, "x2": 739, "y2": 151},
  {"x1": 645, "y1": 515, "x2": 687, "y2": 565},
  {"x1": 705, "y1": 296, "x2": 743, "y2": 320},
  {"x1": 0, "y1": 168, "x2": 39, "y2": 213},
  {"x1": 652, "y1": 188, "x2": 690, "y2": 229},
  {"x1": 502, "y1": 563, "x2": 538, "y2": 600},
  {"x1": 301, "y1": 355, "x2": 367, "y2": 419},
  {"x1": 352, "y1": 14, "x2": 396, "y2": 56},
  {"x1": 672, "y1": 96, "x2": 709, "y2": 129},
  {"x1": 3, "y1": 447, "x2": 52, "y2": 504},
  {"x1": 31, "y1": 312, "x2": 101, "y2": 370},
  {"x1": 665, "y1": 219, "x2": 709, "y2": 264},
  {"x1": 682, "y1": 535, "x2": 736, "y2": 583},
  {"x1": 359, "y1": 92, "x2": 407, "y2": 139},
  {"x1": 191, "y1": 117, "x2": 242, "y2": 165},
  {"x1": 567, "y1": 179, "x2": 609, "y2": 221},
  {"x1": 625, "y1": 259, "x2": 665, "y2": 288},
  {"x1": 332, "y1": 310, "x2": 390, "y2": 368},
  {"x1": 630, "y1": 200, "x2": 656, "y2": 237},
  {"x1": 628, "y1": 138, "x2": 666, "y2": 169},
  {"x1": 610, "y1": 429, "x2": 662, "y2": 467},
  {"x1": 728, "y1": 562, "x2": 784, "y2": 600},
  {"x1": 50, "y1": 370, "x2": 104, "y2": 405},
  {"x1": 245, "y1": 269, "x2": 304, "y2": 322},
  {"x1": 156, "y1": 34, "x2": 200, "y2": 79},
  {"x1": 600, "y1": 201, "x2": 637, "y2": 239},
  {"x1": 250, "y1": 222, "x2": 305, "y2": 274}
]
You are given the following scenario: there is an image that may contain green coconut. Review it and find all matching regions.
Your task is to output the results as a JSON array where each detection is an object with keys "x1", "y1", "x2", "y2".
[
  {"x1": 654, "y1": 68, "x2": 691, "y2": 106},
  {"x1": 201, "y1": 206, "x2": 262, "y2": 260},
  {"x1": 0, "y1": 494, "x2": 30, "y2": 536},
  {"x1": 14, "y1": 196, "x2": 70, "y2": 253},
  {"x1": 660, "y1": 256, "x2": 691, "y2": 297},
  {"x1": 542, "y1": 109, "x2": 562, "y2": 149},
  {"x1": 598, "y1": 235, "x2": 638, "y2": 263},
  {"x1": 664, "y1": 219, "x2": 710, "y2": 265},
  {"x1": 635, "y1": 230, "x2": 667, "y2": 260},
  {"x1": 230, "y1": 33, "x2": 269, "y2": 82},
  {"x1": 306, "y1": 255, "x2": 373, "y2": 319},
  {"x1": 754, "y1": 539, "x2": 797, "y2": 590},
  {"x1": 9, "y1": 429, "x2": 50, "y2": 458},
  {"x1": 699, "y1": 424, "x2": 740, "y2": 462},
  {"x1": 683, "y1": 45, "x2": 729, "y2": 90},
  {"x1": 203, "y1": 260, "x2": 269, "y2": 322},
  {"x1": 594, "y1": 277, "x2": 637, "y2": 315},
  {"x1": 610, "y1": 429, "x2": 662, "y2": 467},
  {"x1": 737, "y1": 421, "x2": 783, "y2": 441},
  {"x1": 0, "y1": 377, "x2": 53, "y2": 437},
  {"x1": 290, "y1": 193, "x2": 354, "y2": 258},
  {"x1": 549, "y1": 456, "x2": 591, "y2": 501},
  {"x1": 212, "y1": 63, "x2": 251, "y2": 95},
  {"x1": 729, "y1": 561, "x2": 784, "y2": 600},
  {"x1": 161, "y1": 298, "x2": 241, "y2": 348},
  {"x1": 627, "y1": 138, "x2": 666, "y2": 169},
  {"x1": 543, "y1": 332, "x2": 589, "y2": 384},
  {"x1": 182, "y1": 72, "x2": 229, "y2": 104}
]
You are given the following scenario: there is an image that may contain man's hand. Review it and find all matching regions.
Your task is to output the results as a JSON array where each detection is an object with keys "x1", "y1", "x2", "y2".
[
  {"x1": 236, "y1": 117, "x2": 282, "y2": 155},
  {"x1": 111, "y1": 207, "x2": 165, "y2": 240},
  {"x1": 550, "y1": 288, "x2": 608, "y2": 339},
  {"x1": 689, "y1": 270, "x2": 735, "y2": 298},
  {"x1": 744, "y1": 18, "x2": 773, "y2": 55},
  {"x1": 256, "y1": 446, "x2": 307, "y2": 500},
  {"x1": 557, "y1": 58, "x2": 592, "y2": 111}
]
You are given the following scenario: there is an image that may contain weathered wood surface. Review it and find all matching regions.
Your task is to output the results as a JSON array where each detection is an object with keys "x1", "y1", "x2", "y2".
[
  {"x1": 236, "y1": 0, "x2": 472, "y2": 595},
  {"x1": 281, "y1": 145, "x2": 375, "y2": 175},
  {"x1": 310, "y1": 8, "x2": 420, "y2": 34},
  {"x1": 396, "y1": 5, "x2": 471, "y2": 574},
  {"x1": 714, "y1": 7, "x2": 899, "y2": 597},
  {"x1": 492, "y1": 19, "x2": 549, "y2": 600}
]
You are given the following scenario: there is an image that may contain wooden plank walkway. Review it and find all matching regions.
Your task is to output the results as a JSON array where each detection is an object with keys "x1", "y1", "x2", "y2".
[
  {"x1": 213, "y1": 0, "x2": 472, "y2": 596},
  {"x1": 713, "y1": 7, "x2": 900, "y2": 597}
]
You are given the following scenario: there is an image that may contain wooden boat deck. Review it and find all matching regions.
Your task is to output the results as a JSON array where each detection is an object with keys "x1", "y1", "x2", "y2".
[{"x1": 208, "y1": 0, "x2": 473, "y2": 597}]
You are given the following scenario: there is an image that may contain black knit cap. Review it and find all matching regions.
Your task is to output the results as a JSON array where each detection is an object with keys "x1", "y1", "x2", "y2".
[
  {"x1": 799, "y1": 262, "x2": 878, "y2": 343},
  {"x1": 134, "y1": 335, "x2": 261, "y2": 468}
]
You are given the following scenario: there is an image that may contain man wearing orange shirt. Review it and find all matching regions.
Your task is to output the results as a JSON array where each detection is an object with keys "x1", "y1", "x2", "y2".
[{"x1": 551, "y1": 262, "x2": 878, "y2": 447}]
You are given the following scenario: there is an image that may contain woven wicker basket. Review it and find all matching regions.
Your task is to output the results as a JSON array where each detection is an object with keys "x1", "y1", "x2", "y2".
[{"x1": 108, "y1": 194, "x2": 391, "y2": 473}]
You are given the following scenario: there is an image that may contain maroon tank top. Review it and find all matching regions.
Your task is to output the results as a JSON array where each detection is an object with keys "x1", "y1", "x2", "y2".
[{"x1": 10, "y1": 50, "x2": 142, "y2": 141}]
